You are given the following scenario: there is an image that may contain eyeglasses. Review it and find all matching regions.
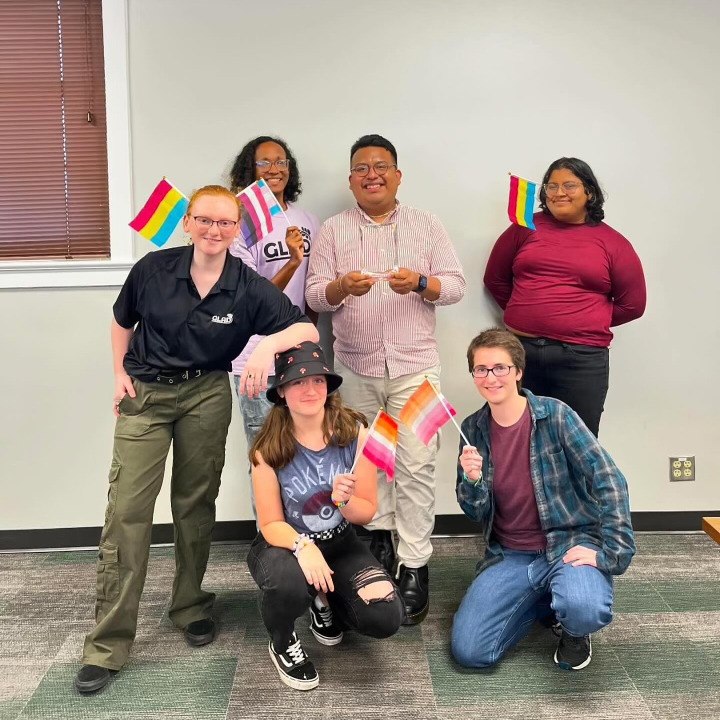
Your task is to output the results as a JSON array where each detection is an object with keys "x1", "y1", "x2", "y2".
[
  {"x1": 471, "y1": 364, "x2": 516, "y2": 378},
  {"x1": 543, "y1": 182, "x2": 583, "y2": 196},
  {"x1": 255, "y1": 159, "x2": 291, "y2": 170},
  {"x1": 350, "y1": 162, "x2": 397, "y2": 177},
  {"x1": 192, "y1": 216, "x2": 238, "y2": 231}
]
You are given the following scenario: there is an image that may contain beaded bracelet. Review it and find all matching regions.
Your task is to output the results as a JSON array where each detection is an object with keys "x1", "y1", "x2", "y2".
[
  {"x1": 331, "y1": 494, "x2": 347, "y2": 509},
  {"x1": 336, "y1": 277, "x2": 347, "y2": 299},
  {"x1": 292, "y1": 533, "x2": 315, "y2": 558}
]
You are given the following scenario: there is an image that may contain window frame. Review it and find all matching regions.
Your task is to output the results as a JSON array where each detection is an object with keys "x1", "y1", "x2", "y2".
[{"x1": 0, "y1": 0, "x2": 133, "y2": 289}]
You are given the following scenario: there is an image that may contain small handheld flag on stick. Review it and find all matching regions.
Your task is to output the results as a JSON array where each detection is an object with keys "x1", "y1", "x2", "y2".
[
  {"x1": 399, "y1": 379, "x2": 463, "y2": 446},
  {"x1": 508, "y1": 173, "x2": 539, "y2": 231},
  {"x1": 129, "y1": 178, "x2": 189, "y2": 247},
  {"x1": 425, "y1": 377, "x2": 472, "y2": 446},
  {"x1": 236, "y1": 178, "x2": 289, "y2": 248},
  {"x1": 350, "y1": 409, "x2": 399, "y2": 481}
]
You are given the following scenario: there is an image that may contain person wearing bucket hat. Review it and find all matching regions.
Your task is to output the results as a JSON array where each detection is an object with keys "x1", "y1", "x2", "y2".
[{"x1": 247, "y1": 341, "x2": 404, "y2": 691}]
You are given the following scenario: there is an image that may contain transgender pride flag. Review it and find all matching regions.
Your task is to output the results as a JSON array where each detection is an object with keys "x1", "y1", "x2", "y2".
[
  {"x1": 399, "y1": 379, "x2": 457, "y2": 446},
  {"x1": 236, "y1": 179, "x2": 288, "y2": 248}
]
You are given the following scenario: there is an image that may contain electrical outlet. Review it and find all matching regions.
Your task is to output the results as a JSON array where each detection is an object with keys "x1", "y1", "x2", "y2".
[{"x1": 670, "y1": 456, "x2": 695, "y2": 481}]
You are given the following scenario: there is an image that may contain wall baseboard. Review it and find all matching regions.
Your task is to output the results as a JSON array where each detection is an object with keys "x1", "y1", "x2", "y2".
[{"x1": 1, "y1": 511, "x2": 718, "y2": 551}]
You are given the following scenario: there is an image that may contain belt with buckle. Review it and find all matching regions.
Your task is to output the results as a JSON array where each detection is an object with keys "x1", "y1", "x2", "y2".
[{"x1": 155, "y1": 369, "x2": 205, "y2": 385}]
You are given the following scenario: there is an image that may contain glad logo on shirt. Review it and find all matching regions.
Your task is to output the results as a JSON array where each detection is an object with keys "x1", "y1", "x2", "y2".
[
  {"x1": 211, "y1": 313, "x2": 233, "y2": 325},
  {"x1": 263, "y1": 226, "x2": 311, "y2": 263}
]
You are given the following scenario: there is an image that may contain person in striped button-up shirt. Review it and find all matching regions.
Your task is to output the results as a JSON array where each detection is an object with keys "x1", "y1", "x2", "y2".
[{"x1": 305, "y1": 134, "x2": 465, "y2": 625}]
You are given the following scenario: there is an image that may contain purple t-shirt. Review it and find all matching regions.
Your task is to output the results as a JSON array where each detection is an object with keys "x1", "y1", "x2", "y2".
[
  {"x1": 490, "y1": 405, "x2": 547, "y2": 551},
  {"x1": 230, "y1": 203, "x2": 319, "y2": 376}
]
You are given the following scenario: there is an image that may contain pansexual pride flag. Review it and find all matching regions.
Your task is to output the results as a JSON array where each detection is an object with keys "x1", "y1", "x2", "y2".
[
  {"x1": 508, "y1": 174, "x2": 538, "y2": 231},
  {"x1": 362, "y1": 411, "x2": 399, "y2": 481},
  {"x1": 129, "y1": 178, "x2": 189, "y2": 247},
  {"x1": 236, "y1": 178, "x2": 287, "y2": 248},
  {"x1": 399, "y1": 379, "x2": 457, "y2": 446}
]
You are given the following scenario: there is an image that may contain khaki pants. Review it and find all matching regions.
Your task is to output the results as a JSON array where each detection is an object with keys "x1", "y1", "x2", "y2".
[
  {"x1": 82, "y1": 371, "x2": 232, "y2": 670},
  {"x1": 334, "y1": 359, "x2": 440, "y2": 568}
]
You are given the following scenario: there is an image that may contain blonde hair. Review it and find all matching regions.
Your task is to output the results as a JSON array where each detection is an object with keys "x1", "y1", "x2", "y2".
[
  {"x1": 186, "y1": 184, "x2": 241, "y2": 218},
  {"x1": 250, "y1": 393, "x2": 367, "y2": 470}
]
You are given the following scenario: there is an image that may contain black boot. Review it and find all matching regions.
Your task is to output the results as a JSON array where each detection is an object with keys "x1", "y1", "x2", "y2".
[
  {"x1": 398, "y1": 565, "x2": 429, "y2": 625},
  {"x1": 368, "y1": 530, "x2": 396, "y2": 573},
  {"x1": 184, "y1": 618, "x2": 216, "y2": 647}
]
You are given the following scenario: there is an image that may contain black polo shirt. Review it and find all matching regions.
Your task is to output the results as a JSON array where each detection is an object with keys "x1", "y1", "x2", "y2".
[{"x1": 113, "y1": 246, "x2": 310, "y2": 382}]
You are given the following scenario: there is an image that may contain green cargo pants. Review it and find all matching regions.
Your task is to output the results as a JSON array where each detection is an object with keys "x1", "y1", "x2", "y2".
[{"x1": 82, "y1": 370, "x2": 233, "y2": 670}]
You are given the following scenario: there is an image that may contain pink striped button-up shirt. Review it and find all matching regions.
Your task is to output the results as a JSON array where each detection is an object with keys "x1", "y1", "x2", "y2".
[{"x1": 305, "y1": 203, "x2": 465, "y2": 378}]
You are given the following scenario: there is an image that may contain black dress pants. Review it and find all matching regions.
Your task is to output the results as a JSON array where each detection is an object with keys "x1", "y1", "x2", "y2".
[{"x1": 518, "y1": 337, "x2": 610, "y2": 437}]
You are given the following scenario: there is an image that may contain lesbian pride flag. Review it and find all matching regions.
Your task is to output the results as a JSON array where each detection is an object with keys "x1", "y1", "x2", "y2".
[
  {"x1": 129, "y1": 178, "x2": 189, "y2": 247},
  {"x1": 236, "y1": 178, "x2": 287, "y2": 248},
  {"x1": 508, "y1": 174, "x2": 538, "y2": 231},
  {"x1": 399, "y1": 379, "x2": 457, "y2": 446},
  {"x1": 362, "y1": 411, "x2": 399, "y2": 481}
]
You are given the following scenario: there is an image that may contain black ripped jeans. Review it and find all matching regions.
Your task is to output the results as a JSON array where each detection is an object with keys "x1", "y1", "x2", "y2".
[{"x1": 247, "y1": 525, "x2": 405, "y2": 651}]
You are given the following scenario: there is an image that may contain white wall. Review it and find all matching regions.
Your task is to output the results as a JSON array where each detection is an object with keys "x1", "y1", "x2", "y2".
[{"x1": 2, "y1": 0, "x2": 719, "y2": 533}]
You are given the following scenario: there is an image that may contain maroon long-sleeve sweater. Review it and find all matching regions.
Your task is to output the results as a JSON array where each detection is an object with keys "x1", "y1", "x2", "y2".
[{"x1": 484, "y1": 212, "x2": 646, "y2": 347}]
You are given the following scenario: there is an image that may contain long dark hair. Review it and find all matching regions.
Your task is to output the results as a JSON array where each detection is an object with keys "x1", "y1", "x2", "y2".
[
  {"x1": 228, "y1": 136, "x2": 302, "y2": 203},
  {"x1": 538, "y1": 157, "x2": 605, "y2": 226},
  {"x1": 250, "y1": 393, "x2": 367, "y2": 470}
]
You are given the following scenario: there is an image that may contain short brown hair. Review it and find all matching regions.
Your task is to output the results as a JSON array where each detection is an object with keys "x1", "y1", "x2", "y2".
[{"x1": 466, "y1": 328, "x2": 526, "y2": 389}]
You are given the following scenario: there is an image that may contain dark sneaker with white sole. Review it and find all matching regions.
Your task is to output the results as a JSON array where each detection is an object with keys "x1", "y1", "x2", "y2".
[
  {"x1": 309, "y1": 600, "x2": 343, "y2": 646},
  {"x1": 554, "y1": 631, "x2": 592, "y2": 670},
  {"x1": 269, "y1": 632, "x2": 319, "y2": 690}
]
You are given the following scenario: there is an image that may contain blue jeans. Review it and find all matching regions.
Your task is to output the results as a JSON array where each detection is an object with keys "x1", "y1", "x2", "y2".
[
  {"x1": 451, "y1": 544, "x2": 613, "y2": 668},
  {"x1": 233, "y1": 376, "x2": 273, "y2": 521}
]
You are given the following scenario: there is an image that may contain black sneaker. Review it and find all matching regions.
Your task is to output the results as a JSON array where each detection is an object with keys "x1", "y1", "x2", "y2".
[
  {"x1": 269, "y1": 632, "x2": 319, "y2": 690},
  {"x1": 554, "y1": 631, "x2": 592, "y2": 670},
  {"x1": 74, "y1": 664, "x2": 113, "y2": 693},
  {"x1": 309, "y1": 600, "x2": 343, "y2": 646}
]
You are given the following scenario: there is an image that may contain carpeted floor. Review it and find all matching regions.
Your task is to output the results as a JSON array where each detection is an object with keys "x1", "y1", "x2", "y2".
[{"x1": 1, "y1": 534, "x2": 720, "y2": 719}]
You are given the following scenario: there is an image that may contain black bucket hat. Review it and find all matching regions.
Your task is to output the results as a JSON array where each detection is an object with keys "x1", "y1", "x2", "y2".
[{"x1": 266, "y1": 341, "x2": 343, "y2": 405}]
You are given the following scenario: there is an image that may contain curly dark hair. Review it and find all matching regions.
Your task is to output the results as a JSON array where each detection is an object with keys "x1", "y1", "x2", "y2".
[
  {"x1": 538, "y1": 157, "x2": 605, "y2": 226},
  {"x1": 227, "y1": 136, "x2": 302, "y2": 203}
]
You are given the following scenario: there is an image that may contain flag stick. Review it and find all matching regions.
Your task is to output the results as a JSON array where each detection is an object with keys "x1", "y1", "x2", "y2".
[
  {"x1": 349, "y1": 408, "x2": 382, "y2": 474},
  {"x1": 163, "y1": 176, "x2": 189, "y2": 200},
  {"x1": 425, "y1": 376, "x2": 472, "y2": 446}
]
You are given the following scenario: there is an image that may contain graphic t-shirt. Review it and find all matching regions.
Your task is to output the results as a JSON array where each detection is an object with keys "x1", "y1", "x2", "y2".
[
  {"x1": 230, "y1": 203, "x2": 319, "y2": 376},
  {"x1": 276, "y1": 436, "x2": 359, "y2": 535}
]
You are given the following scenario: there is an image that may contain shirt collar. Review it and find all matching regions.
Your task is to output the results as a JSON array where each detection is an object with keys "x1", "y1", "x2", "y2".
[
  {"x1": 175, "y1": 245, "x2": 239, "y2": 291},
  {"x1": 474, "y1": 389, "x2": 548, "y2": 431},
  {"x1": 355, "y1": 200, "x2": 402, "y2": 225}
]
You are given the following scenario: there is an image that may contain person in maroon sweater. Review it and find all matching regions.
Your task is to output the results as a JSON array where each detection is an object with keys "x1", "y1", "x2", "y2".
[{"x1": 483, "y1": 157, "x2": 646, "y2": 436}]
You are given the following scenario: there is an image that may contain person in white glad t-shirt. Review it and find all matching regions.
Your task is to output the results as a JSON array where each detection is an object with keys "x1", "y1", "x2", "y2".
[{"x1": 228, "y1": 136, "x2": 320, "y2": 518}]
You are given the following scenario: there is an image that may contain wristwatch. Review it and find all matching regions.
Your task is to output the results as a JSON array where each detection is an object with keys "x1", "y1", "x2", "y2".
[{"x1": 414, "y1": 274, "x2": 428, "y2": 293}]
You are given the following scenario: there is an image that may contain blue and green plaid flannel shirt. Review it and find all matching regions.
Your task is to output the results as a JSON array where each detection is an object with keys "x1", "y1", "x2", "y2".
[{"x1": 456, "y1": 390, "x2": 635, "y2": 576}]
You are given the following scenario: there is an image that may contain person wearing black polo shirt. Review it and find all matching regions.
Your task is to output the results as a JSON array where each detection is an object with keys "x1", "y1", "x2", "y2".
[{"x1": 75, "y1": 185, "x2": 318, "y2": 693}]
